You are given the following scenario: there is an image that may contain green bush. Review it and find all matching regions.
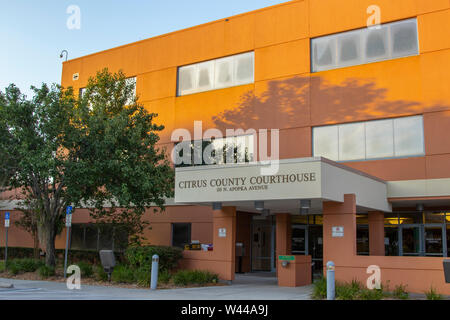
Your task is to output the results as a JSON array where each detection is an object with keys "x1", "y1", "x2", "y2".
[
  {"x1": 111, "y1": 265, "x2": 135, "y2": 284},
  {"x1": 393, "y1": 284, "x2": 409, "y2": 300},
  {"x1": 134, "y1": 268, "x2": 151, "y2": 287},
  {"x1": 16, "y1": 259, "x2": 44, "y2": 273},
  {"x1": 0, "y1": 261, "x2": 5, "y2": 273},
  {"x1": 312, "y1": 277, "x2": 327, "y2": 299},
  {"x1": 94, "y1": 265, "x2": 108, "y2": 281},
  {"x1": 126, "y1": 246, "x2": 183, "y2": 272},
  {"x1": 425, "y1": 286, "x2": 442, "y2": 300},
  {"x1": 38, "y1": 265, "x2": 55, "y2": 278},
  {"x1": 76, "y1": 261, "x2": 94, "y2": 278},
  {"x1": 159, "y1": 269, "x2": 172, "y2": 284},
  {"x1": 7, "y1": 261, "x2": 20, "y2": 275},
  {"x1": 358, "y1": 288, "x2": 384, "y2": 300},
  {"x1": 336, "y1": 280, "x2": 361, "y2": 300},
  {"x1": 173, "y1": 270, "x2": 218, "y2": 286}
]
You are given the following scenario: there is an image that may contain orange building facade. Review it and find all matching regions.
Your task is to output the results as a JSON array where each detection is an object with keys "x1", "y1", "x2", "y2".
[{"x1": 2, "y1": 0, "x2": 450, "y2": 294}]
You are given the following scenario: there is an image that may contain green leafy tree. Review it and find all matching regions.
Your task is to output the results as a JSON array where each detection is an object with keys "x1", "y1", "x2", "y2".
[{"x1": 0, "y1": 69, "x2": 174, "y2": 267}]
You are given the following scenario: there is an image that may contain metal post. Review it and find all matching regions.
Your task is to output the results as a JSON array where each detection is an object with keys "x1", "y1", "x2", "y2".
[
  {"x1": 63, "y1": 226, "x2": 70, "y2": 278},
  {"x1": 150, "y1": 254, "x2": 159, "y2": 290},
  {"x1": 63, "y1": 206, "x2": 73, "y2": 279},
  {"x1": 5, "y1": 228, "x2": 8, "y2": 269},
  {"x1": 327, "y1": 261, "x2": 335, "y2": 300}
]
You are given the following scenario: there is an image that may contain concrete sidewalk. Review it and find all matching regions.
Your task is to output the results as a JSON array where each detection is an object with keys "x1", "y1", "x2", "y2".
[{"x1": 0, "y1": 274, "x2": 313, "y2": 300}]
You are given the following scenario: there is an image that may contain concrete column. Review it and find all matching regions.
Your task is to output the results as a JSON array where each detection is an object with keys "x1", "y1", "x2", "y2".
[
  {"x1": 323, "y1": 194, "x2": 357, "y2": 267},
  {"x1": 212, "y1": 206, "x2": 236, "y2": 281},
  {"x1": 368, "y1": 211, "x2": 385, "y2": 256}
]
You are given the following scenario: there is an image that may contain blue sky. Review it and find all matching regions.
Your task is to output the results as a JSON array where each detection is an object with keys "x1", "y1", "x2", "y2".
[{"x1": 1, "y1": 0, "x2": 286, "y2": 97}]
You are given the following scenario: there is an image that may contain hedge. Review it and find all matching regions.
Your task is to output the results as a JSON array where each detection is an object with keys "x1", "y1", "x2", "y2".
[{"x1": 125, "y1": 246, "x2": 183, "y2": 272}]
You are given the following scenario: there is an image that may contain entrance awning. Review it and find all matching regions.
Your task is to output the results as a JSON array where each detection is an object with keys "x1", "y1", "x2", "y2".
[{"x1": 175, "y1": 157, "x2": 392, "y2": 214}]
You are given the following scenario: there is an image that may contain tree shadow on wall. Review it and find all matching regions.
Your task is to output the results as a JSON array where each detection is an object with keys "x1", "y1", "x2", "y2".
[{"x1": 212, "y1": 76, "x2": 442, "y2": 131}]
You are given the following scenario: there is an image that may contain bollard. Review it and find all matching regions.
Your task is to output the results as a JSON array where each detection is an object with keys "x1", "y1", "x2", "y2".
[
  {"x1": 327, "y1": 261, "x2": 335, "y2": 300},
  {"x1": 150, "y1": 254, "x2": 159, "y2": 290}
]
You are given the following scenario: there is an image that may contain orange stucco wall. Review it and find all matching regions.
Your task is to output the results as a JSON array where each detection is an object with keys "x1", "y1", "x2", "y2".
[{"x1": 323, "y1": 195, "x2": 450, "y2": 295}]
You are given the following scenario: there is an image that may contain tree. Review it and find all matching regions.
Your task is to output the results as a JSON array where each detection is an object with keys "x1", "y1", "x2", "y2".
[{"x1": 0, "y1": 69, "x2": 174, "y2": 267}]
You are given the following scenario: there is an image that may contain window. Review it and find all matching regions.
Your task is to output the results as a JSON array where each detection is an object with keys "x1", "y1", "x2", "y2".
[
  {"x1": 311, "y1": 18, "x2": 418, "y2": 72},
  {"x1": 174, "y1": 134, "x2": 255, "y2": 168},
  {"x1": 385, "y1": 212, "x2": 449, "y2": 257},
  {"x1": 125, "y1": 77, "x2": 137, "y2": 105},
  {"x1": 313, "y1": 115, "x2": 424, "y2": 162},
  {"x1": 357, "y1": 215, "x2": 369, "y2": 255},
  {"x1": 79, "y1": 88, "x2": 86, "y2": 98},
  {"x1": 70, "y1": 224, "x2": 128, "y2": 252},
  {"x1": 177, "y1": 52, "x2": 254, "y2": 96},
  {"x1": 172, "y1": 223, "x2": 191, "y2": 248}
]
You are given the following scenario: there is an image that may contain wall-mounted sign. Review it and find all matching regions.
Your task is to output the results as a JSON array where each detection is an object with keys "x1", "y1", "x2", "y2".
[
  {"x1": 72, "y1": 73, "x2": 79, "y2": 81},
  {"x1": 279, "y1": 255, "x2": 295, "y2": 261},
  {"x1": 332, "y1": 226, "x2": 344, "y2": 238},
  {"x1": 4, "y1": 211, "x2": 10, "y2": 228},
  {"x1": 218, "y1": 228, "x2": 226, "y2": 238}
]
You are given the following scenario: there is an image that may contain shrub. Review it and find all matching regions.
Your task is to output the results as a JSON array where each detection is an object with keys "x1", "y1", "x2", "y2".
[
  {"x1": 173, "y1": 270, "x2": 218, "y2": 286},
  {"x1": 359, "y1": 288, "x2": 384, "y2": 300},
  {"x1": 125, "y1": 246, "x2": 183, "y2": 272},
  {"x1": 16, "y1": 259, "x2": 44, "y2": 273},
  {"x1": 0, "y1": 261, "x2": 5, "y2": 273},
  {"x1": 425, "y1": 286, "x2": 442, "y2": 300},
  {"x1": 7, "y1": 261, "x2": 20, "y2": 275},
  {"x1": 159, "y1": 269, "x2": 172, "y2": 284},
  {"x1": 336, "y1": 280, "x2": 361, "y2": 300},
  {"x1": 312, "y1": 277, "x2": 327, "y2": 299},
  {"x1": 94, "y1": 265, "x2": 108, "y2": 281},
  {"x1": 111, "y1": 265, "x2": 135, "y2": 284},
  {"x1": 76, "y1": 261, "x2": 94, "y2": 278},
  {"x1": 393, "y1": 284, "x2": 409, "y2": 300},
  {"x1": 134, "y1": 268, "x2": 151, "y2": 287},
  {"x1": 38, "y1": 265, "x2": 55, "y2": 278}
]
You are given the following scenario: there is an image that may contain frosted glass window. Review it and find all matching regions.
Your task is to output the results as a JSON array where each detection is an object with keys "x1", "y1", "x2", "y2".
[
  {"x1": 365, "y1": 119, "x2": 394, "y2": 158},
  {"x1": 313, "y1": 115, "x2": 424, "y2": 161},
  {"x1": 312, "y1": 18, "x2": 418, "y2": 72},
  {"x1": 339, "y1": 123, "x2": 365, "y2": 161},
  {"x1": 125, "y1": 77, "x2": 136, "y2": 105},
  {"x1": 234, "y1": 52, "x2": 254, "y2": 85},
  {"x1": 365, "y1": 26, "x2": 389, "y2": 61},
  {"x1": 177, "y1": 52, "x2": 254, "y2": 96},
  {"x1": 394, "y1": 116, "x2": 424, "y2": 157},
  {"x1": 391, "y1": 20, "x2": 418, "y2": 57},
  {"x1": 338, "y1": 31, "x2": 362, "y2": 65},
  {"x1": 215, "y1": 57, "x2": 234, "y2": 89},
  {"x1": 312, "y1": 37, "x2": 336, "y2": 72},
  {"x1": 313, "y1": 126, "x2": 339, "y2": 161},
  {"x1": 178, "y1": 66, "x2": 197, "y2": 95},
  {"x1": 197, "y1": 62, "x2": 214, "y2": 91}
]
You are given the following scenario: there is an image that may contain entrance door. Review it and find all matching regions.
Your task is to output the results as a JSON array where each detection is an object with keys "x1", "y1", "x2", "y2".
[
  {"x1": 251, "y1": 217, "x2": 275, "y2": 272},
  {"x1": 308, "y1": 225, "x2": 323, "y2": 277},
  {"x1": 399, "y1": 224, "x2": 423, "y2": 256}
]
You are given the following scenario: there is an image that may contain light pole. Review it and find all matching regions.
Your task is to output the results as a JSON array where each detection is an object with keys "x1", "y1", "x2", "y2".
[{"x1": 60, "y1": 50, "x2": 68, "y2": 62}]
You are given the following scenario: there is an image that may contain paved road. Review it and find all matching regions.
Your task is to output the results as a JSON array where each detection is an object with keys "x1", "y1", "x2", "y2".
[{"x1": 0, "y1": 275, "x2": 313, "y2": 300}]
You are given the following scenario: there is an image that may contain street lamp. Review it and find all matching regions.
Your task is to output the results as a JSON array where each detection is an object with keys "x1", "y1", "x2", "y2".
[{"x1": 60, "y1": 50, "x2": 68, "y2": 62}]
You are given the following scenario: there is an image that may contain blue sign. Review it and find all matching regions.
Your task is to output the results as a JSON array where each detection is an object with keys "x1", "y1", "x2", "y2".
[
  {"x1": 66, "y1": 206, "x2": 73, "y2": 215},
  {"x1": 5, "y1": 212, "x2": 10, "y2": 220}
]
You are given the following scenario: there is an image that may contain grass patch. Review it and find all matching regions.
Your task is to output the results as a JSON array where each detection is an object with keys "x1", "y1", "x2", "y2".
[
  {"x1": 111, "y1": 265, "x2": 135, "y2": 284},
  {"x1": 172, "y1": 270, "x2": 219, "y2": 286},
  {"x1": 38, "y1": 265, "x2": 55, "y2": 278},
  {"x1": 392, "y1": 284, "x2": 409, "y2": 300},
  {"x1": 425, "y1": 286, "x2": 442, "y2": 300},
  {"x1": 312, "y1": 277, "x2": 386, "y2": 300}
]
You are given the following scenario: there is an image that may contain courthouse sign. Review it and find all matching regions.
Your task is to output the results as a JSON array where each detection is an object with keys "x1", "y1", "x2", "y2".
[{"x1": 174, "y1": 157, "x2": 392, "y2": 213}]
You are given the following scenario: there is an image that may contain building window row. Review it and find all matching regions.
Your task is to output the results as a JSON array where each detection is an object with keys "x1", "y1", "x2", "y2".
[
  {"x1": 313, "y1": 115, "x2": 424, "y2": 162},
  {"x1": 177, "y1": 52, "x2": 254, "y2": 96},
  {"x1": 311, "y1": 18, "x2": 419, "y2": 72},
  {"x1": 70, "y1": 223, "x2": 128, "y2": 252}
]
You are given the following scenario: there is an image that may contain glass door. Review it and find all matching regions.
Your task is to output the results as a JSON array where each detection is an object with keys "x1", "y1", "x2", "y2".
[
  {"x1": 308, "y1": 225, "x2": 323, "y2": 277},
  {"x1": 399, "y1": 224, "x2": 423, "y2": 256},
  {"x1": 424, "y1": 224, "x2": 444, "y2": 257},
  {"x1": 292, "y1": 225, "x2": 307, "y2": 255},
  {"x1": 251, "y1": 218, "x2": 274, "y2": 272}
]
